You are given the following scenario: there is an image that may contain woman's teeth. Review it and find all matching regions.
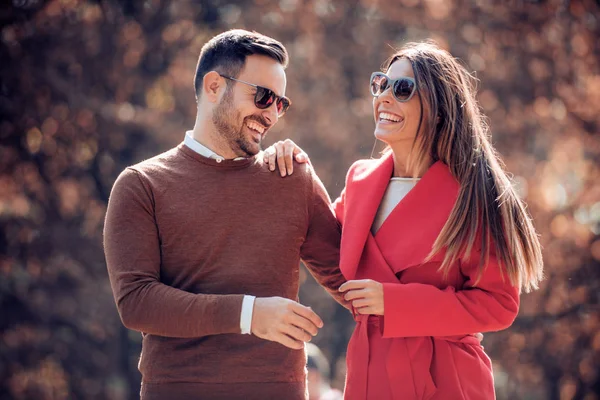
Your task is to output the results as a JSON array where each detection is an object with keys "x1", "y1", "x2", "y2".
[{"x1": 379, "y1": 112, "x2": 402, "y2": 122}]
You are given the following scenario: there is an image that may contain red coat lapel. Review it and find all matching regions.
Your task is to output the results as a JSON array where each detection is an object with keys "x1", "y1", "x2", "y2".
[
  {"x1": 339, "y1": 153, "x2": 394, "y2": 279},
  {"x1": 375, "y1": 161, "x2": 460, "y2": 273},
  {"x1": 339, "y1": 157, "x2": 460, "y2": 280}
]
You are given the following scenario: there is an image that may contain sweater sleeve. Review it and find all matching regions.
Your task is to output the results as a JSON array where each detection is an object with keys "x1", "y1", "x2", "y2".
[
  {"x1": 103, "y1": 168, "x2": 243, "y2": 338},
  {"x1": 382, "y1": 246, "x2": 520, "y2": 338},
  {"x1": 299, "y1": 166, "x2": 349, "y2": 308}
]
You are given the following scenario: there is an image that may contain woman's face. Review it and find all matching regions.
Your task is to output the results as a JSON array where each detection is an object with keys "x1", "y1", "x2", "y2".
[{"x1": 372, "y1": 58, "x2": 425, "y2": 146}]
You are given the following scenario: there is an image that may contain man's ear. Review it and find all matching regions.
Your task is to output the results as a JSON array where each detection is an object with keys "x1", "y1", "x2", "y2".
[{"x1": 202, "y1": 71, "x2": 225, "y2": 103}]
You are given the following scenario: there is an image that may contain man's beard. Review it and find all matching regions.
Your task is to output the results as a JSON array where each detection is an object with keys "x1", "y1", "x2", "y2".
[{"x1": 212, "y1": 90, "x2": 262, "y2": 157}]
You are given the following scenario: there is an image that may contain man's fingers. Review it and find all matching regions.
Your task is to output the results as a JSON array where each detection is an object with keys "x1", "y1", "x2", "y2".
[
  {"x1": 273, "y1": 332, "x2": 304, "y2": 350},
  {"x1": 287, "y1": 313, "x2": 319, "y2": 336},
  {"x1": 291, "y1": 303, "x2": 323, "y2": 328},
  {"x1": 288, "y1": 313, "x2": 319, "y2": 336},
  {"x1": 281, "y1": 324, "x2": 312, "y2": 343},
  {"x1": 339, "y1": 280, "x2": 371, "y2": 292},
  {"x1": 344, "y1": 288, "x2": 367, "y2": 301}
]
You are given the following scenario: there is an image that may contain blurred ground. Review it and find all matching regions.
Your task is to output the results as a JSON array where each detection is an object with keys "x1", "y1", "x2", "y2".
[{"x1": 0, "y1": 1, "x2": 599, "y2": 399}]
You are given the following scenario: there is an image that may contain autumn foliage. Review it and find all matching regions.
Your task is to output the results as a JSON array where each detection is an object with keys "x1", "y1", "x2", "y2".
[{"x1": 1, "y1": 1, "x2": 599, "y2": 399}]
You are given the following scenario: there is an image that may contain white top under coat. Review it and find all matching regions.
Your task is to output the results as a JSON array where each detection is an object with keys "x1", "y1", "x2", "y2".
[{"x1": 371, "y1": 177, "x2": 420, "y2": 234}]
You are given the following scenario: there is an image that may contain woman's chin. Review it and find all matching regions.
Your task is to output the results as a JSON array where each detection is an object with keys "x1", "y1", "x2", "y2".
[
  {"x1": 374, "y1": 129, "x2": 395, "y2": 143},
  {"x1": 374, "y1": 126, "x2": 416, "y2": 146}
]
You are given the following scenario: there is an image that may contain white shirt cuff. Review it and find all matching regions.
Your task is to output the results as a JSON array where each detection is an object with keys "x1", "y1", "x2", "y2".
[{"x1": 240, "y1": 295, "x2": 256, "y2": 334}]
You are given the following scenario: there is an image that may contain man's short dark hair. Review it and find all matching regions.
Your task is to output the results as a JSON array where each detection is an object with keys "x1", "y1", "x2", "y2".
[{"x1": 194, "y1": 29, "x2": 289, "y2": 99}]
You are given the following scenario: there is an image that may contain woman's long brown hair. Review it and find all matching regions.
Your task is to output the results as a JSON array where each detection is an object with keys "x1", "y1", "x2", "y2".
[{"x1": 383, "y1": 41, "x2": 543, "y2": 293}]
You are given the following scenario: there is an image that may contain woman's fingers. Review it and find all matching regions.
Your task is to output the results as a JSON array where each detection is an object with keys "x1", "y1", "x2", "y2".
[
  {"x1": 341, "y1": 280, "x2": 384, "y2": 316},
  {"x1": 283, "y1": 141, "x2": 294, "y2": 175},
  {"x1": 351, "y1": 298, "x2": 372, "y2": 309},
  {"x1": 265, "y1": 140, "x2": 309, "y2": 176},
  {"x1": 355, "y1": 306, "x2": 377, "y2": 315},
  {"x1": 275, "y1": 141, "x2": 287, "y2": 176},
  {"x1": 285, "y1": 139, "x2": 308, "y2": 165},
  {"x1": 339, "y1": 279, "x2": 372, "y2": 292},
  {"x1": 293, "y1": 147, "x2": 308, "y2": 163},
  {"x1": 266, "y1": 148, "x2": 277, "y2": 171},
  {"x1": 343, "y1": 288, "x2": 368, "y2": 301}
]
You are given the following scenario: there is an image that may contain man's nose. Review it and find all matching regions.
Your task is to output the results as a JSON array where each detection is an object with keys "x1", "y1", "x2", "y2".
[{"x1": 261, "y1": 103, "x2": 279, "y2": 126}]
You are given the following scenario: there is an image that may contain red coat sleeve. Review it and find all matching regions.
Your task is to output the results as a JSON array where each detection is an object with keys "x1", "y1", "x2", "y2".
[{"x1": 381, "y1": 248, "x2": 520, "y2": 338}]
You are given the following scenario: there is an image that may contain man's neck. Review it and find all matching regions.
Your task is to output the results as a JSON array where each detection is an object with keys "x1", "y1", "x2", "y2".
[{"x1": 192, "y1": 115, "x2": 238, "y2": 159}]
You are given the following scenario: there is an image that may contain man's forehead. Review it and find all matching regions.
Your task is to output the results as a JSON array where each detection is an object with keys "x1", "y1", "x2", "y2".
[{"x1": 238, "y1": 55, "x2": 287, "y2": 94}]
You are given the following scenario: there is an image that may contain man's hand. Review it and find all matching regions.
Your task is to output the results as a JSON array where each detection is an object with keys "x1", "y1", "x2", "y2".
[
  {"x1": 263, "y1": 139, "x2": 309, "y2": 177},
  {"x1": 251, "y1": 297, "x2": 323, "y2": 350},
  {"x1": 339, "y1": 279, "x2": 384, "y2": 316}
]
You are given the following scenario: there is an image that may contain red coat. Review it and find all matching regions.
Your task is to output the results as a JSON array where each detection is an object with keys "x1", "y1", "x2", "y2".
[{"x1": 333, "y1": 153, "x2": 520, "y2": 400}]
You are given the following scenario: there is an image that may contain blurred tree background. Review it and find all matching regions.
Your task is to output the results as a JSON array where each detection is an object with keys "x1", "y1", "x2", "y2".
[{"x1": 1, "y1": 0, "x2": 599, "y2": 399}]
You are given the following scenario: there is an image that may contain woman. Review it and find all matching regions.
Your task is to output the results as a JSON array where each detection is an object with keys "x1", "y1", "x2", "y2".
[{"x1": 265, "y1": 41, "x2": 543, "y2": 399}]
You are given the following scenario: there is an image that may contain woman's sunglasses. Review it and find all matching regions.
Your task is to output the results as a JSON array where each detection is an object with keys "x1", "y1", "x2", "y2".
[
  {"x1": 370, "y1": 72, "x2": 417, "y2": 103},
  {"x1": 220, "y1": 75, "x2": 291, "y2": 116}
]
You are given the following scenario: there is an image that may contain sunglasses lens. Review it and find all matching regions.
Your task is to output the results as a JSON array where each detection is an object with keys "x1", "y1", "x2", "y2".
[
  {"x1": 254, "y1": 86, "x2": 289, "y2": 115},
  {"x1": 276, "y1": 98, "x2": 290, "y2": 115},
  {"x1": 254, "y1": 87, "x2": 275, "y2": 109},
  {"x1": 393, "y1": 78, "x2": 415, "y2": 101},
  {"x1": 371, "y1": 74, "x2": 389, "y2": 96}
]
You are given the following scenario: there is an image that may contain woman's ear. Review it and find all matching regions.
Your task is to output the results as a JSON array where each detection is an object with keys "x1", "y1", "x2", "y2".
[{"x1": 202, "y1": 71, "x2": 224, "y2": 103}]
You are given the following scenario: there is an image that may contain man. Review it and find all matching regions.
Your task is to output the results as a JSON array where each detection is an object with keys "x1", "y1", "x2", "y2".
[{"x1": 103, "y1": 30, "x2": 346, "y2": 400}]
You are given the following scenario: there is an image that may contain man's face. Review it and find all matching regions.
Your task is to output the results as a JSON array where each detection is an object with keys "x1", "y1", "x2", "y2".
[{"x1": 212, "y1": 55, "x2": 287, "y2": 157}]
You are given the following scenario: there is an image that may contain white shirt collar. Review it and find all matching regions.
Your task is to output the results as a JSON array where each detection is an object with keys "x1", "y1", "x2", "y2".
[{"x1": 184, "y1": 131, "x2": 246, "y2": 162}]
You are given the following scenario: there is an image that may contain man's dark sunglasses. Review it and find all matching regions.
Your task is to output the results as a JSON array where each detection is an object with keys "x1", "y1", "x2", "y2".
[
  {"x1": 370, "y1": 72, "x2": 417, "y2": 102},
  {"x1": 220, "y1": 75, "x2": 291, "y2": 116}
]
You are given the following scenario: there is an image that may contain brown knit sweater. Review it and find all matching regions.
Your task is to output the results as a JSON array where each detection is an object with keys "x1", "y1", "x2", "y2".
[{"x1": 103, "y1": 143, "x2": 346, "y2": 400}]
